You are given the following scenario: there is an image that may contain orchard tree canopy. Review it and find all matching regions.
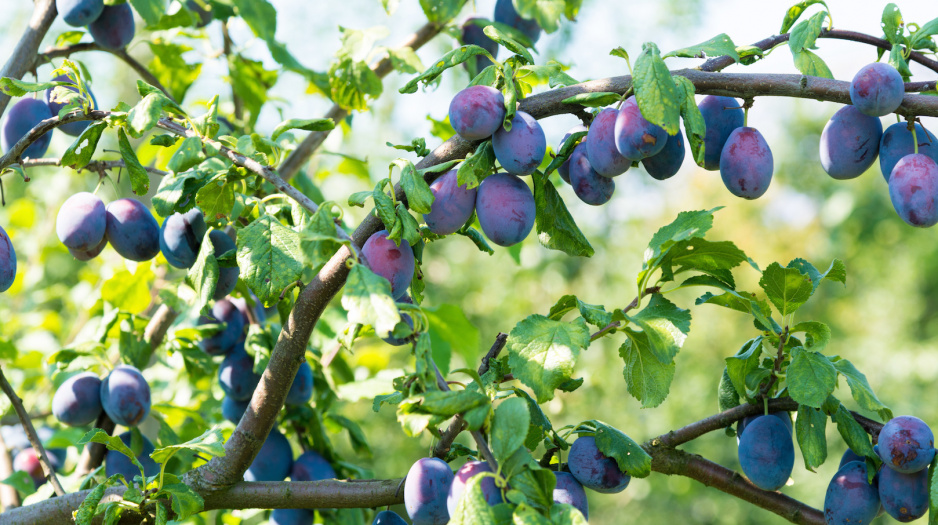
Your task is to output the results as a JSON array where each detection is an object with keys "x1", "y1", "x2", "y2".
[{"x1": 0, "y1": 0, "x2": 937, "y2": 524}]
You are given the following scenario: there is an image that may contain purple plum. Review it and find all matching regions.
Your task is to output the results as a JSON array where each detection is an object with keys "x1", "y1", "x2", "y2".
[
  {"x1": 888, "y1": 154, "x2": 938, "y2": 227},
  {"x1": 819, "y1": 105, "x2": 883, "y2": 180},
  {"x1": 449, "y1": 85, "x2": 505, "y2": 141},
  {"x1": 719, "y1": 127, "x2": 774, "y2": 199},
  {"x1": 585, "y1": 108, "x2": 631, "y2": 177},
  {"x1": 492, "y1": 111, "x2": 546, "y2": 176},
  {"x1": 850, "y1": 62, "x2": 905, "y2": 117},
  {"x1": 423, "y1": 169, "x2": 477, "y2": 235},
  {"x1": 362, "y1": 230, "x2": 415, "y2": 300},
  {"x1": 475, "y1": 172, "x2": 535, "y2": 247}
]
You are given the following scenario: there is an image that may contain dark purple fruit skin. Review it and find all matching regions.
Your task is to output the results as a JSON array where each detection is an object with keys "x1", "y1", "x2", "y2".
[
  {"x1": 270, "y1": 508, "x2": 314, "y2": 525},
  {"x1": 568, "y1": 143, "x2": 614, "y2": 206},
  {"x1": 642, "y1": 128, "x2": 685, "y2": 180},
  {"x1": 888, "y1": 154, "x2": 938, "y2": 228},
  {"x1": 105, "y1": 199, "x2": 160, "y2": 261},
  {"x1": 373, "y1": 510, "x2": 408, "y2": 525},
  {"x1": 45, "y1": 74, "x2": 98, "y2": 136},
  {"x1": 56, "y1": 192, "x2": 106, "y2": 252},
  {"x1": 449, "y1": 86, "x2": 505, "y2": 141},
  {"x1": 699, "y1": 95, "x2": 744, "y2": 170},
  {"x1": 57, "y1": 0, "x2": 104, "y2": 27},
  {"x1": 101, "y1": 365, "x2": 151, "y2": 427},
  {"x1": 446, "y1": 461, "x2": 503, "y2": 516},
  {"x1": 285, "y1": 360, "x2": 313, "y2": 406},
  {"x1": 105, "y1": 432, "x2": 158, "y2": 482},
  {"x1": 737, "y1": 415, "x2": 794, "y2": 491},
  {"x1": 405, "y1": 457, "x2": 454, "y2": 525},
  {"x1": 850, "y1": 62, "x2": 905, "y2": 117},
  {"x1": 720, "y1": 127, "x2": 774, "y2": 200},
  {"x1": 492, "y1": 111, "x2": 546, "y2": 176},
  {"x1": 879, "y1": 463, "x2": 928, "y2": 521},
  {"x1": 819, "y1": 105, "x2": 883, "y2": 180},
  {"x1": 558, "y1": 125, "x2": 588, "y2": 183},
  {"x1": 88, "y1": 3, "x2": 135, "y2": 50},
  {"x1": 586, "y1": 108, "x2": 631, "y2": 177},
  {"x1": 209, "y1": 229, "x2": 239, "y2": 299},
  {"x1": 0, "y1": 225, "x2": 17, "y2": 293},
  {"x1": 218, "y1": 345, "x2": 261, "y2": 401},
  {"x1": 737, "y1": 412, "x2": 792, "y2": 438},
  {"x1": 52, "y1": 372, "x2": 102, "y2": 427},
  {"x1": 291, "y1": 449, "x2": 336, "y2": 481},
  {"x1": 69, "y1": 235, "x2": 107, "y2": 261},
  {"x1": 553, "y1": 471, "x2": 589, "y2": 520},
  {"x1": 493, "y1": 0, "x2": 541, "y2": 44},
  {"x1": 381, "y1": 312, "x2": 414, "y2": 346},
  {"x1": 244, "y1": 428, "x2": 293, "y2": 482},
  {"x1": 198, "y1": 298, "x2": 246, "y2": 356},
  {"x1": 423, "y1": 169, "x2": 477, "y2": 235},
  {"x1": 824, "y1": 460, "x2": 880, "y2": 525},
  {"x1": 159, "y1": 209, "x2": 207, "y2": 269},
  {"x1": 221, "y1": 396, "x2": 249, "y2": 423},
  {"x1": 2, "y1": 98, "x2": 53, "y2": 159},
  {"x1": 362, "y1": 230, "x2": 415, "y2": 300},
  {"x1": 475, "y1": 172, "x2": 535, "y2": 247},
  {"x1": 614, "y1": 98, "x2": 668, "y2": 160},
  {"x1": 13, "y1": 448, "x2": 44, "y2": 487},
  {"x1": 838, "y1": 448, "x2": 864, "y2": 468},
  {"x1": 460, "y1": 17, "x2": 499, "y2": 74},
  {"x1": 880, "y1": 123, "x2": 938, "y2": 181},
  {"x1": 231, "y1": 294, "x2": 266, "y2": 326},
  {"x1": 875, "y1": 415, "x2": 936, "y2": 473},
  {"x1": 568, "y1": 436, "x2": 631, "y2": 494}
]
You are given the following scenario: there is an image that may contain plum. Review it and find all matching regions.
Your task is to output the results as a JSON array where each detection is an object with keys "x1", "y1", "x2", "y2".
[
  {"x1": 381, "y1": 312, "x2": 414, "y2": 346},
  {"x1": 13, "y1": 448, "x2": 45, "y2": 487},
  {"x1": 568, "y1": 435, "x2": 630, "y2": 494},
  {"x1": 208, "y1": 229, "x2": 239, "y2": 299},
  {"x1": 719, "y1": 127, "x2": 774, "y2": 199},
  {"x1": 879, "y1": 122, "x2": 938, "y2": 181},
  {"x1": 221, "y1": 396, "x2": 249, "y2": 423},
  {"x1": 2, "y1": 98, "x2": 53, "y2": 159},
  {"x1": 105, "y1": 431, "x2": 158, "y2": 482},
  {"x1": 460, "y1": 17, "x2": 498, "y2": 75},
  {"x1": 558, "y1": 124, "x2": 588, "y2": 183},
  {"x1": 218, "y1": 345, "x2": 261, "y2": 401},
  {"x1": 88, "y1": 3, "x2": 135, "y2": 50},
  {"x1": 875, "y1": 415, "x2": 935, "y2": 473},
  {"x1": 850, "y1": 62, "x2": 905, "y2": 117},
  {"x1": 568, "y1": 143, "x2": 614, "y2": 206},
  {"x1": 475, "y1": 172, "x2": 535, "y2": 247},
  {"x1": 405, "y1": 457, "x2": 454, "y2": 525},
  {"x1": 423, "y1": 169, "x2": 477, "y2": 235},
  {"x1": 449, "y1": 86, "x2": 505, "y2": 141},
  {"x1": 699, "y1": 95, "x2": 744, "y2": 170},
  {"x1": 0, "y1": 224, "x2": 16, "y2": 292},
  {"x1": 362, "y1": 230, "x2": 415, "y2": 300},
  {"x1": 819, "y1": 105, "x2": 883, "y2": 180},
  {"x1": 285, "y1": 360, "x2": 313, "y2": 406},
  {"x1": 492, "y1": 111, "x2": 546, "y2": 176},
  {"x1": 244, "y1": 428, "x2": 293, "y2": 482},
  {"x1": 446, "y1": 460, "x2": 503, "y2": 516},
  {"x1": 614, "y1": 97, "x2": 668, "y2": 160},
  {"x1": 56, "y1": 0, "x2": 104, "y2": 27},
  {"x1": 493, "y1": 0, "x2": 541, "y2": 44},
  {"x1": 105, "y1": 199, "x2": 160, "y2": 261},
  {"x1": 291, "y1": 449, "x2": 336, "y2": 481},
  {"x1": 69, "y1": 235, "x2": 107, "y2": 261},
  {"x1": 101, "y1": 365, "x2": 151, "y2": 427},
  {"x1": 159, "y1": 208, "x2": 207, "y2": 269},
  {"x1": 585, "y1": 108, "x2": 631, "y2": 177},
  {"x1": 45, "y1": 74, "x2": 98, "y2": 136},
  {"x1": 52, "y1": 372, "x2": 102, "y2": 427},
  {"x1": 878, "y1": 463, "x2": 928, "y2": 521},
  {"x1": 888, "y1": 154, "x2": 938, "y2": 227},
  {"x1": 737, "y1": 412, "x2": 792, "y2": 438},
  {"x1": 231, "y1": 293, "x2": 266, "y2": 326},
  {"x1": 642, "y1": 127, "x2": 685, "y2": 180},
  {"x1": 56, "y1": 192, "x2": 106, "y2": 253},
  {"x1": 270, "y1": 509, "x2": 314, "y2": 525},
  {"x1": 373, "y1": 510, "x2": 407, "y2": 524},
  {"x1": 737, "y1": 415, "x2": 794, "y2": 491},
  {"x1": 553, "y1": 471, "x2": 589, "y2": 520},
  {"x1": 824, "y1": 460, "x2": 880, "y2": 525},
  {"x1": 198, "y1": 298, "x2": 246, "y2": 356},
  {"x1": 838, "y1": 448, "x2": 864, "y2": 468}
]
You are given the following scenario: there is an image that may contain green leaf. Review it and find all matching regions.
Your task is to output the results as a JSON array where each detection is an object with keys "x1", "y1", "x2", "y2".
[
  {"x1": 341, "y1": 263, "x2": 401, "y2": 337},
  {"x1": 791, "y1": 321, "x2": 830, "y2": 352},
  {"x1": 780, "y1": 0, "x2": 829, "y2": 33},
  {"x1": 786, "y1": 258, "x2": 846, "y2": 291},
  {"x1": 167, "y1": 136, "x2": 204, "y2": 174},
  {"x1": 271, "y1": 118, "x2": 335, "y2": 141},
  {"x1": 560, "y1": 92, "x2": 622, "y2": 108},
  {"x1": 911, "y1": 17, "x2": 938, "y2": 49},
  {"x1": 628, "y1": 294, "x2": 691, "y2": 360},
  {"x1": 425, "y1": 304, "x2": 481, "y2": 367},
  {"x1": 229, "y1": 55, "x2": 278, "y2": 127},
  {"x1": 658, "y1": 238, "x2": 747, "y2": 287},
  {"x1": 418, "y1": 0, "x2": 468, "y2": 23},
  {"x1": 400, "y1": 45, "x2": 494, "y2": 94},
  {"x1": 646, "y1": 208, "x2": 718, "y2": 262},
  {"x1": 126, "y1": 93, "x2": 167, "y2": 137},
  {"x1": 787, "y1": 347, "x2": 837, "y2": 408},
  {"x1": 74, "y1": 481, "x2": 110, "y2": 525},
  {"x1": 236, "y1": 215, "x2": 304, "y2": 307},
  {"x1": 457, "y1": 141, "x2": 496, "y2": 189},
  {"x1": 882, "y1": 3, "x2": 904, "y2": 44},
  {"x1": 129, "y1": 0, "x2": 166, "y2": 26},
  {"x1": 551, "y1": 503, "x2": 589, "y2": 524},
  {"x1": 231, "y1": 0, "x2": 276, "y2": 40},
  {"x1": 298, "y1": 205, "x2": 345, "y2": 269},
  {"x1": 792, "y1": 48, "x2": 834, "y2": 79},
  {"x1": 78, "y1": 429, "x2": 146, "y2": 480},
  {"x1": 789, "y1": 11, "x2": 828, "y2": 53},
  {"x1": 585, "y1": 420, "x2": 652, "y2": 477},
  {"x1": 152, "y1": 169, "x2": 210, "y2": 216},
  {"x1": 449, "y1": 474, "x2": 499, "y2": 525},
  {"x1": 831, "y1": 401, "x2": 876, "y2": 460},
  {"x1": 151, "y1": 428, "x2": 225, "y2": 465},
  {"x1": 395, "y1": 159, "x2": 435, "y2": 214},
  {"x1": 632, "y1": 42, "x2": 680, "y2": 135},
  {"x1": 146, "y1": 40, "x2": 202, "y2": 103},
  {"x1": 0, "y1": 471, "x2": 36, "y2": 499},
  {"x1": 483, "y1": 25, "x2": 534, "y2": 65},
  {"x1": 388, "y1": 47, "x2": 425, "y2": 74},
  {"x1": 195, "y1": 173, "x2": 235, "y2": 226},
  {"x1": 516, "y1": 62, "x2": 579, "y2": 88},
  {"x1": 60, "y1": 120, "x2": 106, "y2": 170},
  {"x1": 664, "y1": 33, "x2": 739, "y2": 61},
  {"x1": 619, "y1": 330, "x2": 676, "y2": 408},
  {"x1": 759, "y1": 262, "x2": 815, "y2": 317},
  {"x1": 154, "y1": 483, "x2": 204, "y2": 520},
  {"x1": 0, "y1": 78, "x2": 63, "y2": 97},
  {"x1": 796, "y1": 404, "x2": 828, "y2": 471},
  {"x1": 102, "y1": 263, "x2": 155, "y2": 313},
  {"x1": 928, "y1": 457, "x2": 938, "y2": 525},
  {"x1": 831, "y1": 358, "x2": 892, "y2": 421},
  {"x1": 118, "y1": 128, "x2": 151, "y2": 195},
  {"x1": 717, "y1": 367, "x2": 741, "y2": 412},
  {"x1": 329, "y1": 58, "x2": 383, "y2": 111},
  {"x1": 513, "y1": 0, "x2": 565, "y2": 33},
  {"x1": 672, "y1": 76, "x2": 706, "y2": 167},
  {"x1": 491, "y1": 397, "x2": 530, "y2": 463},
  {"x1": 512, "y1": 503, "x2": 552, "y2": 524},
  {"x1": 724, "y1": 337, "x2": 764, "y2": 402},
  {"x1": 532, "y1": 171, "x2": 594, "y2": 257},
  {"x1": 506, "y1": 315, "x2": 590, "y2": 403}
]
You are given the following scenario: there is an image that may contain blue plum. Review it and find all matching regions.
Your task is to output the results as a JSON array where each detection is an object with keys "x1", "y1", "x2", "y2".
[
  {"x1": 56, "y1": 192, "x2": 106, "y2": 253},
  {"x1": 824, "y1": 460, "x2": 880, "y2": 525},
  {"x1": 720, "y1": 127, "x2": 774, "y2": 199},
  {"x1": 568, "y1": 436, "x2": 630, "y2": 494},
  {"x1": 449, "y1": 86, "x2": 505, "y2": 141},
  {"x1": 493, "y1": 0, "x2": 541, "y2": 44},
  {"x1": 56, "y1": 0, "x2": 104, "y2": 27},
  {"x1": 244, "y1": 428, "x2": 293, "y2": 482},
  {"x1": 423, "y1": 169, "x2": 477, "y2": 235},
  {"x1": 737, "y1": 412, "x2": 792, "y2": 438},
  {"x1": 568, "y1": 143, "x2": 614, "y2": 205},
  {"x1": 373, "y1": 510, "x2": 407, "y2": 524},
  {"x1": 737, "y1": 415, "x2": 794, "y2": 491},
  {"x1": 879, "y1": 122, "x2": 938, "y2": 181},
  {"x1": 88, "y1": 3, "x2": 135, "y2": 50},
  {"x1": 199, "y1": 298, "x2": 246, "y2": 356},
  {"x1": 221, "y1": 396, "x2": 249, "y2": 423},
  {"x1": 105, "y1": 199, "x2": 160, "y2": 261},
  {"x1": 0, "y1": 224, "x2": 16, "y2": 292},
  {"x1": 460, "y1": 17, "x2": 498, "y2": 75},
  {"x1": 362, "y1": 230, "x2": 415, "y2": 300},
  {"x1": 285, "y1": 360, "x2": 313, "y2": 406},
  {"x1": 850, "y1": 62, "x2": 904, "y2": 117},
  {"x1": 614, "y1": 98, "x2": 668, "y2": 160},
  {"x1": 558, "y1": 124, "x2": 588, "y2": 183},
  {"x1": 492, "y1": 111, "x2": 546, "y2": 176},
  {"x1": 52, "y1": 372, "x2": 102, "y2": 427},
  {"x1": 838, "y1": 448, "x2": 864, "y2": 468},
  {"x1": 105, "y1": 432, "x2": 158, "y2": 482},
  {"x1": 446, "y1": 461, "x2": 503, "y2": 516},
  {"x1": 888, "y1": 154, "x2": 938, "y2": 227},
  {"x1": 819, "y1": 105, "x2": 883, "y2": 180},
  {"x1": 642, "y1": 127, "x2": 685, "y2": 180},
  {"x1": 553, "y1": 471, "x2": 589, "y2": 520},
  {"x1": 232, "y1": 293, "x2": 266, "y2": 326},
  {"x1": 291, "y1": 449, "x2": 336, "y2": 481},
  {"x1": 2, "y1": 98, "x2": 53, "y2": 159},
  {"x1": 475, "y1": 172, "x2": 535, "y2": 247},
  {"x1": 69, "y1": 235, "x2": 107, "y2": 261},
  {"x1": 101, "y1": 365, "x2": 151, "y2": 427},
  {"x1": 159, "y1": 208, "x2": 207, "y2": 269},
  {"x1": 270, "y1": 509, "x2": 314, "y2": 525},
  {"x1": 218, "y1": 345, "x2": 261, "y2": 401},
  {"x1": 585, "y1": 108, "x2": 631, "y2": 177},
  {"x1": 699, "y1": 95, "x2": 744, "y2": 170},
  {"x1": 209, "y1": 229, "x2": 239, "y2": 299},
  {"x1": 45, "y1": 74, "x2": 98, "y2": 136},
  {"x1": 879, "y1": 463, "x2": 928, "y2": 521},
  {"x1": 875, "y1": 415, "x2": 935, "y2": 473},
  {"x1": 405, "y1": 457, "x2": 454, "y2": 525}
]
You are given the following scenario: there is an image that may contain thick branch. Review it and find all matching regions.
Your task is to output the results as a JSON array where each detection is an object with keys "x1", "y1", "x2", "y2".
[{"x1": 0, "y1": 0, "x2": 57, "y2": 119}]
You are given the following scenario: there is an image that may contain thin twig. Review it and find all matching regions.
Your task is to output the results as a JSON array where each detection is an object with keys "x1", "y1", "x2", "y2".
[
  {"x1": 590, "y1": 286, "x2": 662, "y2": 341},
  {"x1": 16, "y1": 157, "x2": 167, "y2": 177},
  {"x1": 431, "y1": 363, "x2": 498, "y2": 469},
  {"x1": 759, "y1": 325, "x2": 789, "y2": 398}
]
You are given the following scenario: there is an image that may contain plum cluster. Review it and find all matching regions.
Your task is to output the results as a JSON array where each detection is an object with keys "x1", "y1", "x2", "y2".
[
  {"x1": 52, "y1": 365, "x2": 151, "y2": 429},
  {"x1": 55, "y1": 193, "x2": 162, "y2": 262},
  {"x1": 160, "y1": 208, "x2": 240, "y2": 299},
  {"x1": 56, "y1": 0, "x2": 135, "y2": 49},
  {"x1": 251, "y1": 436, "x2": 336, "y2": 525}
]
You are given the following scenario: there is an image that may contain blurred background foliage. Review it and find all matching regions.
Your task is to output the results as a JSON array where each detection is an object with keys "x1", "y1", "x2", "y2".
[{"x1": 1, "y1": 0, "x2": 937, "y2": 523}]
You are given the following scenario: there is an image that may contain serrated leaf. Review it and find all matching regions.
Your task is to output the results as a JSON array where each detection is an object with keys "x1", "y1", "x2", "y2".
[
  {"x1": 585, "y1": 420, "x2": 652, "y2": 477},
  {"x1": 457, "y1": 141, "x2": 496, "y2": 189},
  {"x1": 632, "y1": 42, "x2": 680, "y2": 135},
  {"x1": 118, "y1": 128, "x2": 151, "y2": 195},
  {"x1": 787, "y1": 347, "x2": 837, "y2": 408},
  {"x1": 341, "y1": 263, "x2": 401, "y2": 337},
  {"x1": 619, "y1": 330, "x2": 675, "y2": 408},
  {"x1": 831, "y1": 358, "x2": 892, "y2": 421},
  {"x1": 789, "y1": 11, "x2": 828, "y2": 53},
  {"x1": 831, "y1": 401, "x2": 876, "y2": 460},
  {"x1": 195, "y1": 173, "x2": 235, "y2": 225},
  {"x1": 271, "y1": 118, "x2": 335, "y2": 141},
  {"x1": 658, "y1": 238, "x2": 747, "y2": 287},
  {"x1": 928, "y1": 457, "x2": 938, "y2": 525},
  {"x1": 759, "y1": 262, "x2": 814, "y2": 317},
  {"x1": 150, "y1": 428, "x2": 225, "y2": 465},
  {"x1": 456, "y1": 228, "x2": 494, "y2": 254},
  {"x1": 882, "y1": 3, "x2": 904, "y2": 44},
  {"x1": 449, "y1": 474, "x2": 499, "y2": 525},
  {"x1": 395, "y1": 158, "x2": 435, "y2": 214},
  {"x1": 78, "y1": 429, "x2": 145, "y2": 480},
  {"x1": 0, "y1": 78, "x2": 63, "y2": 97},
  {"x1": 718, "y1": 367, "x2": 741, "y2": 412},
  {"x1": 73, "y1": 481, "x2": 109, "y2": 525},
  {"x1": 796, "y1": 404, "x2": 828, "y2": 471},
  {"x1": 491, "y1": 397, "x2": 530, "y2": 462},
  {"x1": 514, "y1": 0, "x2": 564, "y2": 33},
  {"x1": 400, "y1": 45, "x2": 495, "y2": 94},
  {"x1": 483, "y1": 25, "x2": 534, "y2": 64},
  {"x1": 155, "y1": 483, "x2": 204, "y2": 520},
  {"x1": 167, "y1": 136, "x2": 204, "y2": 174},
  {"x1": 792, "y1": 48, "x2": 833, "y2": 79},
  {"x1": 329, "y1": 58, "x2": 383, "y2": 111},
  {"x1": 780, "y1": 0, "x2": 829, "y2": 33},
  {"x1": 646, "y1": 208, "x2": 719, "y2": 262},
  {"x1": 60, "y1": 120, "x2": 106, "y2": 170},
  {"x1": 236, "y1": 215, "x2": 304, "y2": 307},
  {"x1": 533, "y1": 171, "x2": 594, "y2": 257},
  {"x1": 152, "y1": 169, "x2": 210, "y2": 216},
  {"x1": 791, "y1": 321, "x2": 830, "y2": 352},
  {"x1": 627, "y1": 294, "x2": 690, "y2": 363},
  {"x1": 664, "y1": 33, "x2": 739, "y2": 61},
  {"x1": 506, "y1": 315, "x2": 590, "y2": 403}
]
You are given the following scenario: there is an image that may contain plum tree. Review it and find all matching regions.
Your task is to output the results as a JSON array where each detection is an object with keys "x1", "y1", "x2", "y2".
[
  {"x1": 614, "y1": 97, "x2": 668, "y2": 160},
  {"x1": 55, "y1": 0, "x2": 104, "y2": 27},
  {"x1": 474, "y1": 172, "x2": 535, "y2": 247},
  {"x1": 887, "y1": 154, "x2": 938, "y2": 228},
  {"x1": 55, "y1": 192, "x2": 106, "y2": 253},
  {"x1": 720, "y1": 127, "x2": 774, "y2": 199},
  {"x1": 51, "y1": 372, "x2": 102, "y2": 427},
  {"x1": 285, "y1": 360, "x2": 313, "y2": 406},
  {"x1": 878, "y1": 464, "x2": 928, "y2": 522},
  {"x1": 448, "y1": 86, "x2": 505, "y2": 141},
  {"x1": 568, "y1": 143, "x2": 614, "y2": 205},
  {"x1": 818, "y1": 105, "x2": 883, "y2": 180},
  {"x1": 104, "y1": 198, "x2": 160, "y2": 261},
  {"x1": 198, "y1": 298, "x2": 246, "y2": 355},
  {"x1": 553, "y1": 471, "x2": 588, "y2": 520},
  {"x1": 557, "y1": 124, "x2": 587, "y2": 183},
  {"x1": 2, "y1": 98, "x2": 53, "y2": 159},
  {"x1": 459, "y1": 18, "x2": 498, "y2": 74},
  {"x1": 642, "y1": 127, "x2": 685, "y2": 181},
  {"x1": 0, "y1": 225, "x2": 16, "y2": 293},
  {"x1": 823, "y1": 460, "x2": 880, "y2": 525},
  {"x1": 221, "y1": 396, "x2": 249, "y2": 424},
  {"x1": 586, "y1": 107, "x2": 631, "y2": 177},
  {"x1": 423, "y1": 169, "x2": 477, "y2": 235},
  {"x1": 404, "y1": 457, "x2": 454, "y2": 525},
  {"x1": 361, "y1": 230, "x2": 415, "y2": 300},
  {"x1": 698, "y1": 95, "x2": 744, "y2": 170},
  {"x1": 159, "y1": 209, "x2": 207, "y2": 269},
  {"x1": 373, "y1": 510, "x2": 408, "y2": 524},
  {"x1": 736, "y1": 415, "x2": 794, "y2": 491},
  {"x1": 105, "y1": 432, "x2": 158, "y2": 482},
  {"x1": 218, "y1": 345, "x2": 262, "y2": 401},
  {"x1": 44, "y1": 74, "x2": 97, "y2": 136},
  {"x1": 446, "y1": 461, "x2": 502, "y2": 515},
  {"x1": 87, "y1": 3, "x2": 135, "y2": 50},
  {"x1": 875, "y1": 415, "x2": 935, "y2": 473},
  {"x1": 492, "y1": 111, "x2": 546, "y2": 175},
  {"x1": 849, "y1": 62, "x2": 904, "y2": 117},
  {"x1": 208, "y1": 229, "x2": 239, "y2": 299},
  {"x1": 244, "y1": 428, "x2": 293, "y2": 482},
  {"x1": 100, "y1": 365, "x2": 151, "y2": 427},
  {"x1": 879, "y1": 122, "x2": 938, "y2": 181},
  {"x1": 567, "y1": 436, "x2": 631, "y2": 494},
  {"x1": 493, "y1": 0, "x2": 540, "y2": 43}
]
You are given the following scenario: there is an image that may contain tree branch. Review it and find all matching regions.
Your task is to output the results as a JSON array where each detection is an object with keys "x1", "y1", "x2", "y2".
[
  {"x1": 0, "y1": 0, "x2": 57, "y2": 119},
  {"x1": 15, "y1": 158, "x2": 167, "y2": 177}
]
